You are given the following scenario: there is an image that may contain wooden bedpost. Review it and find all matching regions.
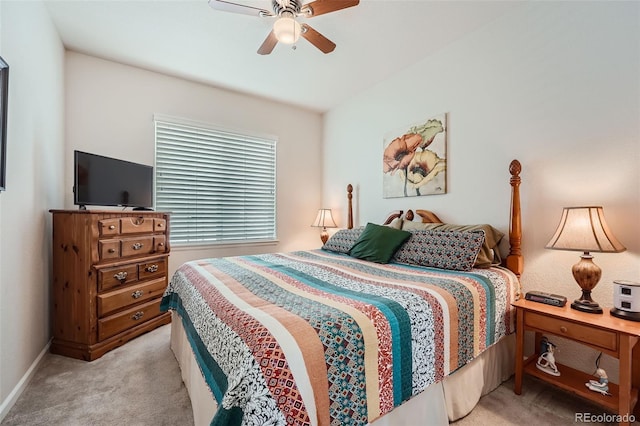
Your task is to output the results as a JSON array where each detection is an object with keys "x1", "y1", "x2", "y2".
[
  {"x1": 347, "y1": 184, "x2": 353, "y2": 229},
  {"x1": 506, "y1": 160, "x2": 523, "y2": 278}
]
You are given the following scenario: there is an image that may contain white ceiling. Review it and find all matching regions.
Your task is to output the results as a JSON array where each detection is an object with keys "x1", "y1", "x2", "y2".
[{"x1": 44, "y1": 0, "x2": 521, "y2": 112}]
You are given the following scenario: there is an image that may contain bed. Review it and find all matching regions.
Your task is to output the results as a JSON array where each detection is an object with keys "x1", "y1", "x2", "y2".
[{"x1": 161, "y1": 160, "x2": 524, "y2": 426}]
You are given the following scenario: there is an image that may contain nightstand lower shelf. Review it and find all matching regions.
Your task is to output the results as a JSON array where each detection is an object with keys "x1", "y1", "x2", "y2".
[
  {"x1": 513, "y1": 299, "x2": 640, "y2": 426},
  {"x1": 524, "y1": 357, "x2": 638, "y2": 413}
]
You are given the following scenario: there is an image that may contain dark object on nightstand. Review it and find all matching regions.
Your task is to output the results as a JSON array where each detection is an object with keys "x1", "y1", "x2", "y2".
[
  {"x1": 611, "y1": 308, "x2": 640, "y2": 322},
  {"x1": 525, "y1": 290, "x2": 567, "y2": 307}
]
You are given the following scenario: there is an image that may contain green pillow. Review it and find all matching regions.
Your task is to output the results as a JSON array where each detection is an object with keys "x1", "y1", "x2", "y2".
[{"x1": 349, "y1": 222, "x2": 412, "y2": 263}]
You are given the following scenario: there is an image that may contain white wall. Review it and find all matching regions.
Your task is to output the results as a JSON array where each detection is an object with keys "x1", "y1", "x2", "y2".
[
  {"x1": 0, "y1": 0, "x2": 65, "y2": 418},
  {"x1": 323, "y1": 1, "x2": 640, "y2": 381},
  {"x1": 64, "y1": 52, "x2": 324, "y2": 276}
]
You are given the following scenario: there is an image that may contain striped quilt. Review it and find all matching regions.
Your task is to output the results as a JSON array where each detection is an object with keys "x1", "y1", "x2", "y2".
[{"x1": 160, "y1": 249, "x2": 520, "y2": 426}]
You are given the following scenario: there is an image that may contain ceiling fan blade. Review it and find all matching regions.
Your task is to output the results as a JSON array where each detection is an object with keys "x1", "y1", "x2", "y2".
[
  {"x1": 208, "y1": 0, "x2": 274, "y2": 17},
  {"x1": 301, "y1": 0, "x2": 359, "y2": 17},
  {"x1": 301, "y1": 24, "x2": 336, "y2": 54},
  {"x1": 258, "y1": 30, "x2": 278, "y2": 55}
]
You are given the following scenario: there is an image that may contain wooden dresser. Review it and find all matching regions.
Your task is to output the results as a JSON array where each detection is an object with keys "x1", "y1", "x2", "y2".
[{"x1": 50, "y1": 209, "x2": 172, "y2": 361}]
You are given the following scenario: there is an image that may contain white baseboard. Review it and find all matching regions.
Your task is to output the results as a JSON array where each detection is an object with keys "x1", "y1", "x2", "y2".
[{"x1": 0, "y1": 340, "x2": 51, "y2": 422}]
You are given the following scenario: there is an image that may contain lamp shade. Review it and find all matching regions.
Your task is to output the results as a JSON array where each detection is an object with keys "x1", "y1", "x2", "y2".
[
  {"x1": 546, "y1": 206, "x2": 626, "y2": 253},
  {"x1": 312, "y1": 209, "x2": 337, "y2": 229}
]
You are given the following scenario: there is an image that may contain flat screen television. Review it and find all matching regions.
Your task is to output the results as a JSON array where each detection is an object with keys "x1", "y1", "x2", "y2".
[{"x1": 73, "y1": 150, "x2": 153, "y2": 209}]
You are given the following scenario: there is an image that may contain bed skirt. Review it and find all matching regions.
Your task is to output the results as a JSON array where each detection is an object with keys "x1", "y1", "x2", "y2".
[{"x1": 169, "y1": 312, "x2": 515, "y2": 425}]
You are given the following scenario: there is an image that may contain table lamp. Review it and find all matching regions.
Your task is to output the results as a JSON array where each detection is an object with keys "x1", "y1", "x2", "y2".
[
  {"x1": 312, "y1": 208, "x2": 337, "y2": 244},
  {"x1": 546, "y1": 206, "x2": 626, "y2": 313}
]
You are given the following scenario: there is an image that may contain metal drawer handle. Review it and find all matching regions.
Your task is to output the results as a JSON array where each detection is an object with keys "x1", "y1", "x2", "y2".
[
  {"x1": 113, "y1": 271, "x2": 128, "y2": 281},
  {"x1": 108, "y1": 225, "x2": 116, "y2": 230},
  {"x1": 146, "y1": 264, "x2": 159, "y2": 273},
  {"x1": 108, "y1": 248, "x2": 116, "y2": 254},
  {"x1": 132, "y1": 242, "x2": 143, "y2": 250},
  {"x1": 131, "y1": 290, "x2": 144, "y2": 299},
  {"x1": 131, "y1": 311, "x2": 144, "y2": 321}
]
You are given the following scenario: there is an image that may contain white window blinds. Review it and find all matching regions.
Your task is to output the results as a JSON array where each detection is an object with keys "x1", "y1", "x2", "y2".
[{"x1": 154, "y1": 117, "x2": 277, "y2": 245}]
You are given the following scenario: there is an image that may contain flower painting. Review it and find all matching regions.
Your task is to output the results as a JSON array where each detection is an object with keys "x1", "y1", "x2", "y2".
[{"x1": 383, "y1": 114, "x2": 447, "y2": 198}]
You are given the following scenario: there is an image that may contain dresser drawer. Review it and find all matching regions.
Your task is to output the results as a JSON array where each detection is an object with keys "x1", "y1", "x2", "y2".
[
  {"x1": 139, "y1": 258, "x2": 167, "y2": 281},
  {"x1": 154, "y1": 235, "x2": 167, "y2": 253},
  {"x1": 120, "y1": 216, "x2": 155, "y2": 234},
  {"x1": 121, "y1": 236, "x2": 154, "y2": 258},
  {"x1": 99, "y1": 219, "x2": 120, "y2": 237},
  {"x1": 98, "y1": 264, "x2": 139, "y2": 291},
  {"x1": 154, "y1": 218, "x2": 167, "y2": 233},
  {"x1": 97, "y1": 277, "x2": 167, "y2": 317},
  {"x1": 524, "y1": 311, "x2": 618, "y2": 352},
  {"x1": 99, "y1": 239, "x2": 121, "y2": 260},
  {"x1": 98, "y1": 299, "x2": 163, "y2": 341}
]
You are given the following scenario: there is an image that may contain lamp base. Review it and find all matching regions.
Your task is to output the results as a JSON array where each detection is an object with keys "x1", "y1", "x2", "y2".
[
  {"x1": 571, "y1": 299, "x2": 603, "y2": 314},
  {"x1": 570, "y1": 253, "x2": 603, "y2": 314},
  {"x1": 320, "y1": 229, "x2": 329, "y2": 244}
]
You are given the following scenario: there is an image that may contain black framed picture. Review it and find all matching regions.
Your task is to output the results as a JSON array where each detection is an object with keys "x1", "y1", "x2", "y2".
[{"x1": 0, "y1": 56, "x2": 7, "y2": 191}]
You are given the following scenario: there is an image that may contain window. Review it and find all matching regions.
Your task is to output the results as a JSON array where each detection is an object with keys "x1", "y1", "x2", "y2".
[{"x1": 154, "y1": 116, "x2": 276, "y2": 246}]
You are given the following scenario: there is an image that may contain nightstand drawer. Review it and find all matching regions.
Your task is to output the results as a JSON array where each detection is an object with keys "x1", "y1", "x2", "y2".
[{"x1": 525, "y1": 311, "x2": 617, "y2": 352}]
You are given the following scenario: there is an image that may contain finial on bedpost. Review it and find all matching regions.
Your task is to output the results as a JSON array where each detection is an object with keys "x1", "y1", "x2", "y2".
[
  {"x1": 506, "y1": 160, "x2": 523, "y2": 278},
  {"x1": 347, "y1": 184, "x2": 353, "y2": 229}
]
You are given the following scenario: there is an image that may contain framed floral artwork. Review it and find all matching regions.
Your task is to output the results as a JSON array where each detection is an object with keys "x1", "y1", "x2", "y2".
[{"x1": 382, "y1": 113, "x2": 447, "y2": 198}]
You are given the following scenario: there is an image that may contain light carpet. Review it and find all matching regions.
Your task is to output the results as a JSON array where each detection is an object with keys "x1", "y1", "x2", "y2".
[
  {"x1": 1, "y1": 325, "x2": 192, "y2": 426},
  {"x1": 2, "y1": 324, "x2": 637, "y2": 425}
]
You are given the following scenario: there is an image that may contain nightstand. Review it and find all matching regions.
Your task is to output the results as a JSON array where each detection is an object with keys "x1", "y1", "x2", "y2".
[{"x1": 513, "y1": 299, "x2": 640, "y2": 426}]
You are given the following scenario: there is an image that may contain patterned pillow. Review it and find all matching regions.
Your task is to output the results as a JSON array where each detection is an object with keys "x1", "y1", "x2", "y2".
[
  {"x1": 401, "y1": 222, "x2": 504, "y2": 268},
  {"x1": 392, "y1": 229, "x2": 486, "y2": 271},
  {"x1": 322, "y1": 227, "x2": 364, "y2": 253}
]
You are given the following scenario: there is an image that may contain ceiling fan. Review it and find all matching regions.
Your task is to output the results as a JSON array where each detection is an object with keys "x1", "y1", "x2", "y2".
[{"x1": 208, "y1": 0, "x2": 360, "y2": 55}]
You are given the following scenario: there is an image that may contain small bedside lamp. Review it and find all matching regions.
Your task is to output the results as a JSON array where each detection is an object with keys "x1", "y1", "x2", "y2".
[
  {"x1": 546, "y1": 206, "x2": 626, "y2": 314},
  {"x1": 312, "y1": 208, "x2": 337, "y2": 244}
]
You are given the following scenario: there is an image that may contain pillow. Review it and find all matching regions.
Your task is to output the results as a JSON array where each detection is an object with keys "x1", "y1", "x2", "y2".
[
  {"x1": 400, "y1": 221, "x2": 504, "y2": 268},
  {"x1": 348, "y1": 223, "x2": 412, "y2": 264},
  {"x1": 392, "y1": 229, "x2": 486, "y2": 271},
  {"x1": 322, "y1": 227, "x2": 364, "y2": 254}
]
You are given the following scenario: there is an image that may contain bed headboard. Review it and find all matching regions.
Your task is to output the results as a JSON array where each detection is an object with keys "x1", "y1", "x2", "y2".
[
  {"x1": 506, "y1": 160, "x2": 523, "y2": 277},
  {"x1": 345, "y1": 159, "x2": 523, "y2": 277}
]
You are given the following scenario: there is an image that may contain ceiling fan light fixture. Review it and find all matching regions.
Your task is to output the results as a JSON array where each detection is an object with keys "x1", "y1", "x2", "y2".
[{"x1": 273, "y1": 15, "x2": 301, "y2": 44}]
